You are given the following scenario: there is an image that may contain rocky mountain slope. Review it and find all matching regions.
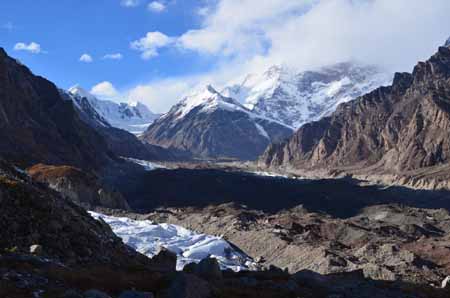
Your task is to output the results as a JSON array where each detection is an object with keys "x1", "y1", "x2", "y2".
[
  {"x1": 260, "y1": 45, "x2": 450, "y2": 189},
  {"x1": 68, "y1": 86, "x2": 158, "y2": 134},
  {"x1": 0, "y1": 48, "x2": 114, "y2": 170},
  {"x1": 223, "y1": 63, "x2": 390, "y2": 129},
  {"x1": 143, "y1": 86, "x2": 293, "y2": 160}
]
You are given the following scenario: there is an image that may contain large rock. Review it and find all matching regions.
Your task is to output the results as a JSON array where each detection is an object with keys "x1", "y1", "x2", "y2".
[
  {"x1": 189, "y1": 257, "x2": 222, "y2": 280},
  {"x1": 118, "y1": 290, "x2": 154, "y2": 298},
  {"x1": 165, "y1": 273, "x2": 211, "y2": 298},
  {"x1": 149, "y1": 247, "x2": 177, "y2": 272}
]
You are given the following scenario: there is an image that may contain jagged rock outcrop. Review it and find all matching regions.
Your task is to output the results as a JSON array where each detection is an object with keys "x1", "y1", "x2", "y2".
[
  {"x1": 27, "y1": 164, "x2": 130, "y2": 210},
  {"x1": 0, "y1": 48, "x2": 114, "y2": 171},
  {"x1": 143, "y1": 86, "x2": 293, "y2": 160},
  {"x1": 260, "y1": 46, "x2": 450, "y2": 188}
]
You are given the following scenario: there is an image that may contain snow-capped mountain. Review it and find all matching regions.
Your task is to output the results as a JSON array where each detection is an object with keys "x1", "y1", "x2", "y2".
[
  {"x1": 445, "y1": 36, "x2": 450, "y2": 47},
  {"x1": 143, "y1": 85, "x2": 293, "y2": 160},
  {"x1": 222, "y1": 63, "x2": 391, "y2": 129},
  {"x1": 68, "y1": 86, "x2": 158, "y2": 134}
]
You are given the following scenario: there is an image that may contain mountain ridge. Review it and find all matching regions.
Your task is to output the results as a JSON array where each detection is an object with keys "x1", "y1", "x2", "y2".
[
  {"x1": 143, "y1": 85, "x2": 293, "y2": 160},
  {"x1": 260, "y1": 45, "x2": 450, "y2": 190}
]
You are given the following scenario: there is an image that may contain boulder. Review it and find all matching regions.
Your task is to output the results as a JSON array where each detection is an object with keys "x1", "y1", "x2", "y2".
[
  {"x1": 195, "y1": 257, "x2": 222, "y2": 280},
  {"x1": 84, "y1": 289, "x2": 111, "y2": 298},
  {"x1": 165, "y1": 273, "x2": 211, "y2": 298},
  {"x1": 118, "y1": 290, "x2": 154, "y2": 298},
  {"x1": 150, "y1": 247, "x2": 177, "y2": 271}
]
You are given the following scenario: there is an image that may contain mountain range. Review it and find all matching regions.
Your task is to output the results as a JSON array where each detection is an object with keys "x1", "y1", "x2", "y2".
[
  {"x1": 143, "y1": 63, "x2": 389, "y2": 160},
  {"x1": 261, "y1": 44, "x2": 450, "y2": 189},
  {"x1": 223, "y1": 63, "x2": 390, "y2": 129},
  {"x1": 143, "y1": 85, "x2": 293, "y2": 160}
]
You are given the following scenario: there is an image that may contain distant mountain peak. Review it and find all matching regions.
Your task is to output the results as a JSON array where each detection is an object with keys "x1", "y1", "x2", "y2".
[
  {"x1": 445, "y1": 37, "x2": 450, "y2": 47},
  {"x1": 66, "y1": 86, "x2": 158, "y2": 134},
  {"x1": 223, "y1": 62, "x2": 390, "y2": 128}
]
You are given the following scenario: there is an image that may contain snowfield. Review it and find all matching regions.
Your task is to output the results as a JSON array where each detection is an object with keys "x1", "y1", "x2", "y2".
[
  {"x1": 89, "y1": 212, "x2": 255, "y2": 271},
  {"x1": 123, "y1": 157, "x2": 167, "y2": 171}
]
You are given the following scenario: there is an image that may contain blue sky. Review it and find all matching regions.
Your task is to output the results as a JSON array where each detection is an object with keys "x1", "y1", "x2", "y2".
[
  {"x1": 0, "y1": 0, "x2": 213, "y2": 93},
  {"x1": 1, "y1": 0, "x2": 450, "y2": 112}
]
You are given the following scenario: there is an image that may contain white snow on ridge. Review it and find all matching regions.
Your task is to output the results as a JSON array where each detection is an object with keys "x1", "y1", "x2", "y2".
[
  {"x1": 68, "y1": 86, "x2": 159, "y2": 134},
  {"x1": 122, "y1": 157, "x2": 167, "y2": 171},
  {"x1": 222, "y1": 63, "x2": 391, "y2": 129},
  {"x1": 89, "y1": 212, "x2": 255, "y2": 271}
]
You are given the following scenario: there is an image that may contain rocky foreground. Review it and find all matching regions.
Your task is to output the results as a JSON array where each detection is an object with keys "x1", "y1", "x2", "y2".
[
  {"x1": 1, "y1": 159, "x2": 449, "y2": 297},
  {"x1": 124, "y1": 203, "x2": 450, "y2": 288}
]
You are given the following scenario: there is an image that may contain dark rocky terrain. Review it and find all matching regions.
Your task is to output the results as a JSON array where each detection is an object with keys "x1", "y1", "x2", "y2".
[
  {"x1": 260, "y1": 45, "x2": 450, "y2": 190},
  {"x1": 5, "y1": 158, "x2": 444, "y2": 298},
  {"x1": 27, "y1": 164, "x2": 131, "y2": 210},
  {"x1": 105, "y1": 165, "x2": 450, "y2": 217},
  {"x1": 143, "y1": 86, "x2": 293, "y2": 160}
]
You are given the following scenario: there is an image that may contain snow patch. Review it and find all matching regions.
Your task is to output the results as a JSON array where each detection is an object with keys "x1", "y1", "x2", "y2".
[
  {"x1": 89, "y1": 212, "x2": 255, "y2": 271},
  {"x1": 123, "y1": 157, "x2": 167, "y2": 171}
]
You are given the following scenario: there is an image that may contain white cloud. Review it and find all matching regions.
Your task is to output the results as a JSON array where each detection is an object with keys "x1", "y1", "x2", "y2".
[
  {"x1": 130, "y1": 31, "x2": 174, "y2": 59},
  {"x1": 79, "y1": 53, "x2": 93, "y2": 63},
  {"x1": 91, "y1": 81, "x2": 119, "y2": 99},
  {"x1": 148, "y1": 1, "x2": 166, "y2": 12},
  {"x1": 13, "y1": 42, "x2": 42, "y2": 54},
  {"x1": 125, "y1": 0, "x2": 450, "y2": 113},
  {"x1": 102, "y1": 53, "x2": 123, "y2": 60},
  {"x1": 121, "y1": 0, "x2": 140, "y2": 7}
]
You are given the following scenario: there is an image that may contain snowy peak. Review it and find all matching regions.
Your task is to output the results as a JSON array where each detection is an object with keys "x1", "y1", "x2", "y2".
[
  {"x1": 223, "y1": 62, "x2": 391, "y2": 128},
  {"x1": 445, "y1": 36, "x2": 450, "y2": 47},
  {"x1": 67, "y1": 86, "x2": 158, "y2": 134},
  {"x1": 171, "y1": 84, "x2": 248, "y2": 120}
]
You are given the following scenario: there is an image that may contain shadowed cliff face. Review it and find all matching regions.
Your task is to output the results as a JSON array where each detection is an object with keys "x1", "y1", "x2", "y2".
[
  {"x1": 0, "y1": 48, "x2": 114, "y2": 170},
  {"x1": 260, "y1": 46, "x2": 450, "y2": 182}
]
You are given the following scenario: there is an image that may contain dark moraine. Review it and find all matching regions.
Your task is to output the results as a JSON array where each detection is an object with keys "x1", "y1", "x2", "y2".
[{"x1": 106, "y1": 166, "x2": 450, "y2": 218}]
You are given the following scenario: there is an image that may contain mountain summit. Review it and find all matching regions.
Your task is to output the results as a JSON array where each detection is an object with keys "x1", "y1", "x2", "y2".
[
  {"x1": 143, "y1": 85, "x2": 293, "y2": 160},
  {"x1": 223, "y1": 63, "x2": 390, "y2": 129}
]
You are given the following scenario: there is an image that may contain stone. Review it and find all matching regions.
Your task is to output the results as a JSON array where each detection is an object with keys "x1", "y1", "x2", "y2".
[
  {"x1": 150, "y1": 247, "x2": 177, "y2": 271},
  {"x1": 195, "y1": 257, "x2": 222, "y2": 280},
  {"x1": 118, "y1": 290, "x2": 154, "y2": 298},
  {"x1": 441, "y1": 276, "x2": 450, "y2": 289},
  {"x1": 166, "y1": 273, "x2": 211, "y2": 298},
  {"x1": 84, "y1": 289, "x2": 111, "y2": 298},
  {"x1": 30, "y1": 245, "x2": 43, "y2": 255},
  {"x1": 62, "y1": 290, "x2": 83, "y2": 298}
]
